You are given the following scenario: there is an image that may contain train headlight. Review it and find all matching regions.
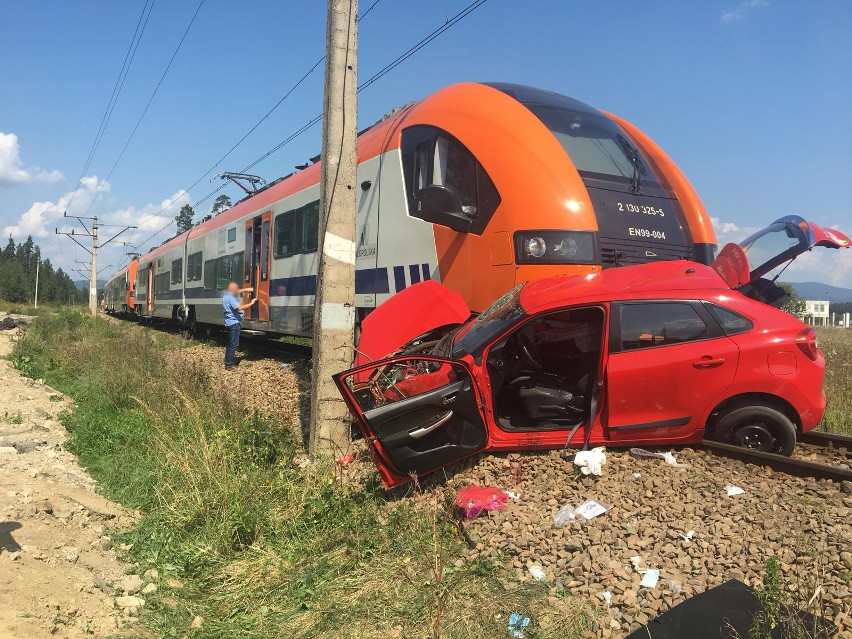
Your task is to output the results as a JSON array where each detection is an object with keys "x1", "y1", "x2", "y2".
[
  {"x1": 514, "y1": 231, "x2": 598, "y2": 265},
  {"x1": 525, "y1": 236, "x2": 547, "y2": 258}
]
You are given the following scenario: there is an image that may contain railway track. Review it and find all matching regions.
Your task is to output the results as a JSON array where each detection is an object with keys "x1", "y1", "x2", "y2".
[{"x1": 703, "y1": 432, "x2": 852, "y2": 483}]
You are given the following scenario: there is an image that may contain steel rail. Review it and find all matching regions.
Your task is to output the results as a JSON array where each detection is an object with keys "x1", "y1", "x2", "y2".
[
  {"x1": 797, "y1": 430, "x2": 852, "y2": 449},
  {"x1": 702, "y1": 439, "x2": 852, "y2": 482}
]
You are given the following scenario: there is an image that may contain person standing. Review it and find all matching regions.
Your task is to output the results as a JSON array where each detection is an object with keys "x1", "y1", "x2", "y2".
[{"x1": 222, "y1": 282, "x2": 256, "y2": 370}]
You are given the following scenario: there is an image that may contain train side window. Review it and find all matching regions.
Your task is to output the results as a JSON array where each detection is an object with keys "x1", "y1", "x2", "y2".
[
  {"x1": 401, "y1": 125, "x2": 501, "y2": 235},
  {"x1": 232, "y1": 252, "x2": 244, "y2": 284},
  {"x1": 171, "y1": 258, "x2": 183, "y2": 285},
  {"x1": 260, "y1": 220, "x2": 270, "y2": 280},
  {"x1": 203, "y1": 260, "x2": 216, "y2": 291},
  {"x1": 227, "y1": 227, "x2": 237, "y2": 243},
  {"x1": 302, "y1": 201, "x2": 319, "y2": 253},
  {"x1": 216, "y1": 257, "x2": 230, "y2": 289},
  {"x1": 187, "y1": 251, "x2": 203, "y2": 282},
  {"x1": 274, "y1": 211, "x2": 300, "y2": 258}
]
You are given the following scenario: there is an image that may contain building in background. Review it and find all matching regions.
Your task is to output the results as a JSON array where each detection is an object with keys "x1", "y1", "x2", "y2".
[{"x1": 803, "y1": 300, "x2": 830, "y2": 326}]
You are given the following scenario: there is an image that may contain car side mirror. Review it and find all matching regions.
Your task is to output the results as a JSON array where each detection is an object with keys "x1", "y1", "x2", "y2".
[{"x1": 421, "y1": 185, "x2": 472, "y2": 233}]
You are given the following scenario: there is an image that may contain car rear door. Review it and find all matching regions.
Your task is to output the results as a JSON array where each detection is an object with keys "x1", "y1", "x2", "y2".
[
  {"x1": 605, "y1": 300, "x2": 739, "y2": 443},
  {"x1": 334, "y1": 356, "x2": 489, "y2": 487}
]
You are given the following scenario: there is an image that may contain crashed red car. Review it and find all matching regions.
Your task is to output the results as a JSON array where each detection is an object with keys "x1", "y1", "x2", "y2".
[{"x1": 335, "y1": 216, "x2": 850, "y2": 487}]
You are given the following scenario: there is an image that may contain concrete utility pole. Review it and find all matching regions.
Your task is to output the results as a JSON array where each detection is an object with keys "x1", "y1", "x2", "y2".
[
  {"x1": 57, "y1": 213, "x2": 135, "y2": 317},
  {"x1": 34, "y1": 260, "x2": 39, "y2": 309},
  {"x1": 89, "y1": 216, "x2": 99, "y2": 315},
  {"x1": 309, "y1": 0, "x2": 359, "y2": 457}
]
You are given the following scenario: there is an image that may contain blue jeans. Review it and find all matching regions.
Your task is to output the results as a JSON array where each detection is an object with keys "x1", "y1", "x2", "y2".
[{"x1": 225, "y1": 324, "x2": 240, "y2": 369}]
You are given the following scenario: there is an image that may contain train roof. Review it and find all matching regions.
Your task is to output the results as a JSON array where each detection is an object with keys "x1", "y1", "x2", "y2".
[{"x1": 140, "y1": 103, "x2": 413, "y2": 263}]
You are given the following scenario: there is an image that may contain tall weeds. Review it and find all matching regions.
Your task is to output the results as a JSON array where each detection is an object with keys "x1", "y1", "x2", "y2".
[{"x1": 11, "y1": 311, "x2": 593, "y2": 638}]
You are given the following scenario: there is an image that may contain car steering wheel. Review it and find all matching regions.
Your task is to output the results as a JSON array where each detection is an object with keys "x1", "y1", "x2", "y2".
[{"x1": 517, "y1": 332, "x2": 542, "y2": 371}]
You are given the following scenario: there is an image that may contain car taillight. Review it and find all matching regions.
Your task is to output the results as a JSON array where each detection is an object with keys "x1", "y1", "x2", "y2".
[{"x1": 795, "y1": 327, "x2": 819, "y2": 360}]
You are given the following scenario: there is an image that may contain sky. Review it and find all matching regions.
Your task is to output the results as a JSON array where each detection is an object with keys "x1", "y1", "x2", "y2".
[{"x1": 1, "y1": 0, "x2": 851, "y2": 286}]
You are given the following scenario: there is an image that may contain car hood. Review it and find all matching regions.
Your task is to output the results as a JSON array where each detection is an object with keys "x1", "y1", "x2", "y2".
[{"x1": 354, "y1": 280, "x2": 470, "y2": 367}]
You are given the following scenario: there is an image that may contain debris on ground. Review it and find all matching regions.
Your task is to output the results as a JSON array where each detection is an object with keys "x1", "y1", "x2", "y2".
[
  {"x1": 553, "y1": 498, "x2": 612, "y2": 527},
  {"x1": 572, "y1": 446, "x2": 607, "y2": 476},
  {"x1": 725, "y1": 485, "x2": 745, "y2": 496},
  {"x1": 455, "y1": 484, "x2": 509, "y2": 519},
  {"x1": 630, "y1": 447, "x2": 686, "y2": 467},
  {"x1": 506, "y1": 612, "x2": 530, "y2": 638}
]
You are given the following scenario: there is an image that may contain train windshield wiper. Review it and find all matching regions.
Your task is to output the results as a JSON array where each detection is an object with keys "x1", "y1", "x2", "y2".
[{"x1": 617, "y1": 133, "x2": 645, "y2": 193}]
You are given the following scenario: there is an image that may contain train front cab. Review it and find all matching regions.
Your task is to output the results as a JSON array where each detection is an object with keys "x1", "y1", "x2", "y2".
[{"x1": 380, "y1": 83, "x2": 717, "y2": 313}]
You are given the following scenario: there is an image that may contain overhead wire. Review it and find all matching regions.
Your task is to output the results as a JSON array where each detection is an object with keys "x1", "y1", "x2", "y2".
[
  {"x1": 132, "y1": 0, "x2": 385, "y2": 235},
  {"x1": 123, "y1": 0, "x2": 490, "y2": 260},
  {"x1": 81, "y1": 0, "x2": 206, "y2": 218},
  {"x1": 65, "y1": 0, "x2": 155, "y2": 215}
]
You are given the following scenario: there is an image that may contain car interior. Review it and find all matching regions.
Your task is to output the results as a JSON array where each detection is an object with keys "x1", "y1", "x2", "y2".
[{"x1": 486, "y1": 307, "x2": 604, "y2": 430}]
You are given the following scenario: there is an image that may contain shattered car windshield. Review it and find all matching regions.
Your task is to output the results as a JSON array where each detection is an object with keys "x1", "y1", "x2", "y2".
[{"x1": 452, "y1": 283, "x2": 527, "y2": 357}]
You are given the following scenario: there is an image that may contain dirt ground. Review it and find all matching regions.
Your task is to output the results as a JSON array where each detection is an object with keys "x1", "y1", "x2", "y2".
[{"x1": 0, "y1": 321, "x2": 143, "y2": 639}]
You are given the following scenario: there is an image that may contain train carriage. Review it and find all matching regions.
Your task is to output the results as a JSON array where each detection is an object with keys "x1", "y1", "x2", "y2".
[
  {"x1": 114, "y1": 82, "x2": 717, "y2": 336},
  {"x1": 102, "y1": 259, "x2": 138, "y2": 314}
]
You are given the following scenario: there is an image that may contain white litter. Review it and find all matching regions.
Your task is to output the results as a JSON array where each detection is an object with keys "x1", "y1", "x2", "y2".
[
  {"x1": 601, "y1": 591, "x2": 612, "y2": 605},
  {"x1": 629, "y1": 556, "x2": 645, "y2": 573},
  {"x1": 507, "y1": 491, "x2": 521, "y2": 500},
  {"x1": 725, "y1": 485, "x2": 745, "y2": 496},
  {"x1": 528, "y1": 565, "x2": 546, "y2": 581},
  {"x1": 573, "y1": 447, "x2": 607, "y2": 476},
  {"x1": 629, "y1": 447, "x2": 687, "y2": 467},
  {"x1": 640, "y1": 569, "x2": 660, "y2": 588},
  {"x1": 553, "y1": 498, "x2": 613, "y2": 528},
  {"x1": 632, "y1": 472, "x2": 642, "y2": 478},
  {"x1": 680, "y1": 530, "x2": 696, "y2": 542}
]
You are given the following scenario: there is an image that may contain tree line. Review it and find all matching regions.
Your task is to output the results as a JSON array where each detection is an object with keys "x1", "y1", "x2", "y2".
[{"x1": 0, "y1": 236, "x2": 84, "y2": 305}]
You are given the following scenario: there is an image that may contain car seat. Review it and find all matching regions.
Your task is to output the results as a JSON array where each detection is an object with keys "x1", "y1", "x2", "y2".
[{"x1": 516, "y1": 373, "x2": 586, "y2": 422}]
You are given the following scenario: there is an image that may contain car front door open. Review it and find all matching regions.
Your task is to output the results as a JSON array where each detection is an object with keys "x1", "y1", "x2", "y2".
[{"x1": 334, "y1": 356, "x2": 489, "y2": 487}]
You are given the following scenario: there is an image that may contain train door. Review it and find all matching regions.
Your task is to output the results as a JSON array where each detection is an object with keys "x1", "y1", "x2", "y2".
[
  {"x1": 245, "y1": 211, "x2": 272, "y2": 322},
  {"x1": 146, "y1": 263, "x2": 154, "y2": 312}
]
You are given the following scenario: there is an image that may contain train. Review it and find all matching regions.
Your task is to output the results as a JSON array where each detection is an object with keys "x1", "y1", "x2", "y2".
[{"x1": 102, "y1": 82, "x2": 717, "y2": 335}]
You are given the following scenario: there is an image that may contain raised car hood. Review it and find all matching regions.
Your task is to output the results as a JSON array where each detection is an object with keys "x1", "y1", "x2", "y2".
[
  {"x1": 713, "y1": 215, "x2": 850, "y2": 288},
  {"x1": 354, "y1": 280, "x2": 470, "y2": 366}
]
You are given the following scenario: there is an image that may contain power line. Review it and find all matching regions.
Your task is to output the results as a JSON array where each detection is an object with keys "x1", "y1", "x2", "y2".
[
  {"x1": 125, "y1": 0, "x2": 489, "y2": 257},
  {"x1": 132, "y1": 0, "x2": 385, "y2": 233},
  {"x1": 80, "y1": 0, "x2": 205, "y2": 218},
  {"x1": 65, "y1": 0, "x2": 156, "y2": 216}
]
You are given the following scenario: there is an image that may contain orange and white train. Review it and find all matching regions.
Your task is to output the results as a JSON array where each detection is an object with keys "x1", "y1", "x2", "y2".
[{"x1": 102, "y1": 82, "x2": 717, "y2": 335}]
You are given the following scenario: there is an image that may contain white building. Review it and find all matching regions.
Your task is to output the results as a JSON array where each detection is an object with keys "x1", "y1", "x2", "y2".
[{"x1": 803, "y1": 300, "x2": 830, "y2": 326}]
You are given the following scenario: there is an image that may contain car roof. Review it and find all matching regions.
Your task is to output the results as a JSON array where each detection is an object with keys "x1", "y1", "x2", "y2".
[{"x1": 520, "y1": 260, "x2": 728, "y2": 311}]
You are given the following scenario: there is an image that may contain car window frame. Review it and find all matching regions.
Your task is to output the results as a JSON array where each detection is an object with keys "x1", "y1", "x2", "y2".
[{"x1": 609, "y1": 300, "x2": 723, "y2": 354}]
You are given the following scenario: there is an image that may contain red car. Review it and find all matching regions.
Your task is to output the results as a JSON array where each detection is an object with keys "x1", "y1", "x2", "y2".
[{"x1": 334, "y1": 216, "x2": 850, "y2": 487}]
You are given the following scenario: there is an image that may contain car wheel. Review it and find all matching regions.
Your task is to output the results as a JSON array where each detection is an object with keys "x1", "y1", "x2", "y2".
[{"x1": 711, "y1": 405, "x2": 797, "y2": 456}]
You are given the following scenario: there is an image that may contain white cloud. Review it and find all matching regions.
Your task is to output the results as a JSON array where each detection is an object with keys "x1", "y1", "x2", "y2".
[
  {"x1": 721, "y1": 0, "x2": 769, "y2": 23},
  {"x1": 3, "y1": 176, "x2": 109, "y2": 238},
  {"x1": 0, "y1": 132, "x2": 64, "y2": 185},
  {"x1": 2, "y1": 179, "x2": 193, "y2": 277}
]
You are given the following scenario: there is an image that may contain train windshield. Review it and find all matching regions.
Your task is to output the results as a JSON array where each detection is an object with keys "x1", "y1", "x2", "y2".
[{"x1": 527, "y1": 104, "x2": 661, "y2": 190}]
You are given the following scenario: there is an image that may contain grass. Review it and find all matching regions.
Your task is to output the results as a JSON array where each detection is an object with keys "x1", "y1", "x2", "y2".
[
  {"x1": 10, "y1": 310, "x2": 593, "y2": 639},
  {"x1": 815, "y1": 327, "x2": 852, "y2": 435}
]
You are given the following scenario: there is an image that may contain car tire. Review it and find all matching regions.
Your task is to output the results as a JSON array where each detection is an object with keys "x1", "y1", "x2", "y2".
[{"x1": 710, "y1": 404, "x2": 797, "y2": 456}]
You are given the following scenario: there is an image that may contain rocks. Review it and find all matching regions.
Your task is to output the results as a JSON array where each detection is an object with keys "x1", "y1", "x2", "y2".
[
  {"x1": 449, "y1": 446, "x2": 852, "y2": 636},
  {"x1": 143, "y1": 568, "x2": 159, "y2": 580},
  {"x1": 63, "y1": 547, "x2": 80, "y2": 563},
  {"x1": 115, "y1": 595, "x2": 144, "y2": 612},
  {"x1": 166, "y1": 578, "x2": 184, "y2": 589},
  {"x1": 120, "y1": 574, "x2": 144, "y2": 594},
  {"x1": 141, "y1": 583, "x2": 157, "y2": 595},
  {"x1": 191, "y1": 615, "x2": 204, "y2": 628}
]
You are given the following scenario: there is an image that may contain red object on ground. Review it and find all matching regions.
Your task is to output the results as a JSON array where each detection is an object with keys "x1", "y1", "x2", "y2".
[
  {"x1": 336, "y1": 453, "x2": 355, "y2": 466},
  {"x1": 455, "y1": 485, "x2": 509, "y2": 519}
]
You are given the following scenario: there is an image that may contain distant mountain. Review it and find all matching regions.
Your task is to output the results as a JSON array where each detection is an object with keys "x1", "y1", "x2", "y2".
[
  {"x1": 74, "y1": 279, "x2": 107, "y2": 291},
  {"x1": 784, "y1": 281, "x2": 852, "y2": 303}
]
